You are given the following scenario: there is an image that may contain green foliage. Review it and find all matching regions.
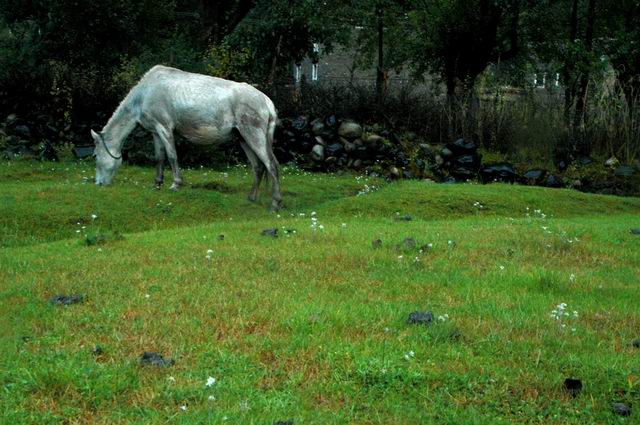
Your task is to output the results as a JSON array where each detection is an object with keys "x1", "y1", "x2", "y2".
[
  {"x1": 204, "y1": 45, "x2": 252, "y2": 80},
  {"x1": 225, "y1": 0, "x2": 349, "y2": 82}
]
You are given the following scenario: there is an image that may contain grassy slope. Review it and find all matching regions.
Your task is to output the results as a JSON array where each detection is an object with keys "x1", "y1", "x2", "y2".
[{"x1": 0, "y1": 160, "x2": 639, "y2": 424}]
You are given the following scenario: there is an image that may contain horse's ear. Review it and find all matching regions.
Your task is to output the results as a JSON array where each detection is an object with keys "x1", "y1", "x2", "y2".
[{"x1": 90, "y1": 129, "x2": 101, "y2": 145}]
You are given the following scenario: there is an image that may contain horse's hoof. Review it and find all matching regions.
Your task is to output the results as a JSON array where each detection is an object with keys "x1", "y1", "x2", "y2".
[
  {"x1": 269, "y1": 201, "x2": 284, "y2": 212},
  {"x1": 155, "y1": 184, "x2": 162, "y2": 190}
]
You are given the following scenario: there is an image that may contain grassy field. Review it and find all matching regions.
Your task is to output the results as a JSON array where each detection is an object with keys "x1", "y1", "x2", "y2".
[{"x1": 1, "y1": 160, "x2": 639, "y2": 424}]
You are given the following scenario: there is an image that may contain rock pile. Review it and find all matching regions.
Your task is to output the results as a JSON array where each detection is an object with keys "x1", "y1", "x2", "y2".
[
  {"x1": 275, "y1": 116, "x2": 416, "y2": 178},
  {"x1": 3, "y1": 111, "x2": 639, "y2": 195}
]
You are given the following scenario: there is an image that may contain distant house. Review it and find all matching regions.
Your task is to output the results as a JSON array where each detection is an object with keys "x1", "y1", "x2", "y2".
[{"x1": 291, "y1": 42, "x2": 421, "y2": 91}]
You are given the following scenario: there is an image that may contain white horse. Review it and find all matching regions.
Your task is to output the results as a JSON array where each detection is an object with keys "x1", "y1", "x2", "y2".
[{"x1": 91, "y1": 65, "x2": 282, "y2": 209}]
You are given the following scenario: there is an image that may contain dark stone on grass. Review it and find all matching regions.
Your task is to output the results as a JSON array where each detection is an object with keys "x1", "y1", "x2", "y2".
[
  {"x1": 545, "y1": 175, "x2": 563, "y2": 188},
  {"x1": 274, "y1": 420, "x2": 294, "y2": 425},
  {"x1": 611, "y1": 403, "x2": 632, "y2": 417},
  {"x1": 49, "y1": 294, "x2": 85, "y2": 305},
  {"x1": 632, "y1": 339, "x2": 640, "y2": 348},
  {"x1": 407, "y1": 311, "x2": 433, "y2": 325},
  {"x1": 92, "y1": 345, "x2": 104, "y2": 356},
  {"x1": 523, "y1": 169, "x2": 546, "y2": 184},
  {"x1": 397, "y1": 237, "x2": 416, "y2": 252},
  {"x1": 395, "y1": 214, "x2": 412, "y2": 222},
  {"x1": 73, "y1": 145, "x2": 95, "y2": 159},
  {"x1": 372, "y1": 239, "x2": 382, "y2": 249},
  {"x1": 139, "y1": 351, "x2": 175, "y2": 367},
  {"x1": 418, "y1": 243, "x2": 433, "y2": 253},
  {"x1": 217, "y1": 234, "x2": 225, "y2": 241},
  {"x1": 563, "y1": 378, "x2": 582, "y2": 397},
  {"x1": 481, "y1": 163, "x2": 518, "y2": 184},
  {"x1": 261, "y1": 228, "x2": 278, "y2": 237},
  {"x1": 630, "y1": 228, "x2": 640, "y2": 236},
  {"x1": 449, "y1": 329, "x2": 462, "y2": 341}
]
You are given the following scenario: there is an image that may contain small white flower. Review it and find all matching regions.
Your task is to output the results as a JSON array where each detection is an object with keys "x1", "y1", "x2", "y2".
[
  {"x1": 76, "y1": 230, "x2": 81, "y2": 233},
  {"x1": 180, "y1": 405, "x2": 187, "y2": 411},
  {"x1": 205, "y1": 255, "x2": 211, "y2": 260},
  {"x1": 97, "y1": 248, "x2": 102, "y2": 252},
  {"x1": 499, "y1": 265, "x2": 505, "y2": 270},
  {"x1": 91, "y1": 214, "x2": 98, "y2": 220},
  {"x1": 168, "y1": 376, "x2": 176, "y2": 382},
  {"x1": 398, "y1": 255, "x2": 404, "y2": 260},
  {"x1": 311, "y1": 211, "x2": 317, "y2": 216},
  {"x1": 144, "y1": 294, "x2": 150, "y2": 298},
  {"x1": 318, "y1": 224, "x2": 324, "y2": 230},
  {"x1": 569, "y1": 274, "x2": 576, "y2": 283},
  {"x1": 341, "y1": 223, "x2": 347, "y2": 228},
  {"x1": 207, "y1": 249, "x2": 213, "y2": 255},
  {"x1": 208, "y1": 395, "x2": 216, "y2": 401},
  {"x1": 205, "y1": 376, "x2": 216, "y2": 387}
]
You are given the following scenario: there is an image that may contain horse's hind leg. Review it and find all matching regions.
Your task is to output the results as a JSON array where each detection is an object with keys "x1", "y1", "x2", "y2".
[
  {"x1": 239, "y1": 140, "x2": 265, "y2": 202},
  {"x1": 152, "y1": 133, "x2": 165, "y2": 189},
  {"x1": 237, "y1": 125, "x2": 282, "y2": 210}
]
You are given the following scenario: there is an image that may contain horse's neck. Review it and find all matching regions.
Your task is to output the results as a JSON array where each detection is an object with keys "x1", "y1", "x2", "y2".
[{"x1": 102, "y1": 93, "x2": 140, "y2": 152}]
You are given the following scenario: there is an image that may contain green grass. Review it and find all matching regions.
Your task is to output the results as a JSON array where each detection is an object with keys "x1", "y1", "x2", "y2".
[{"x1": 1, "y1": 160, "x2": 639, "y2": 424}]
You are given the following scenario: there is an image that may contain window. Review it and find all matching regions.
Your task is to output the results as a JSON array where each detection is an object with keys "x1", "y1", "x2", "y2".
[
  {"x1": 311, "y1": 43, "x2": 320, "y2": 81},
  {"x1": 294, "y1": 64, "x2": 301, "y2": 83}
]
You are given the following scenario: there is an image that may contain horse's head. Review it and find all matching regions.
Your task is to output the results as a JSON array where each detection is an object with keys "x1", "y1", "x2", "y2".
[{"x1": 91, "y1": 129, "x2": 122, "y2": 185}]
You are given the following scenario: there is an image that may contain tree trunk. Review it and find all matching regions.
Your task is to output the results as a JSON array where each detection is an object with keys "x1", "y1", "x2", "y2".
[
  {"x1": 268, "y1": 33, "x2": 283, "y2": 90},
  {"x1": 375, "y1": 2, "x2": 385, "y2": 105},
  {"x1": 563, "y1": 0, "x2": 579, "y2": 122},
  {"x1": 574, "y1": 0, "x2": 596, "y2": 132}
]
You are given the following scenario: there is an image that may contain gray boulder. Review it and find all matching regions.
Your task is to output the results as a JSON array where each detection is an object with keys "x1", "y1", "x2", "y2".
[
  {"x1": 311, "y1": 144, "x2": 325, "y2": 162},
  {"x1": 338, "y1": 121, "x2": 363, "y2": 139}
]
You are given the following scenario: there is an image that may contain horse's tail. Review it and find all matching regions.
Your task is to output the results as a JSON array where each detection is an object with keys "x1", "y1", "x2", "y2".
[
  {"x1": 267, "y1": 101, "x2": 277, "y2": 149},
  {"x1": 261, "y1": 98, "x2": 278, "y2": 187}
]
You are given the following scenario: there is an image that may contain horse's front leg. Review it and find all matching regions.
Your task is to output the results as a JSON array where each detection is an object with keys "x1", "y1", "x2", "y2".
[{"x1": 155, "y1": 125, "x2": 182, "y2": 191}]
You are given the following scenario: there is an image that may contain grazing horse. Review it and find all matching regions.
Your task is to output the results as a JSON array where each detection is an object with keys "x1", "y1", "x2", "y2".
[{"x1": 91, "y1": 65, "x2": 282, "y2": 209}]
